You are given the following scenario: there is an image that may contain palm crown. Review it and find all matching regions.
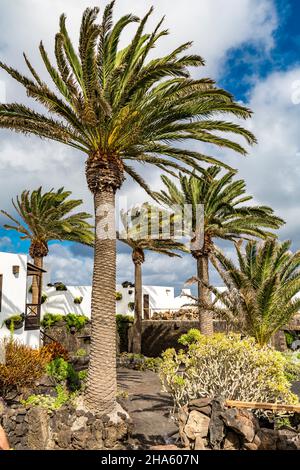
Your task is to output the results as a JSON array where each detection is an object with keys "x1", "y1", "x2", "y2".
[
  {"x1": 1, "y1": 187, "x2": 94, "y2": 259},
  {"x1": 0, "y1": 2, "x2": 256, "y2": 195},
  {"x1": 157, "y1": 166, "x2": 285, "y2": 255},
  {"x1": 210, "y1": 239, "x2": 300, "y2": 346},
  {"x1": 118, "y1": 203, "x2": 186, "y2": 264}
]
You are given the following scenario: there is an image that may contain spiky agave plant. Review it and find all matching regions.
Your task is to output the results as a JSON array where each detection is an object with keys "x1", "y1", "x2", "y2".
[
  {"x1": 1, "y1": 187, "x2": 93, "y2": 304},
  {"x1": 157, "y1": 166, "x2": 284, "y2": 334},
  {"x1": 0, "y1": 3, "x2": 256, "y2": 411},
  {"x1": 118, "y1": 203, "x2": 186, "y2": 353},
  {"x1": 210, "y1": 239, "x2": 300, "y2": 347}
]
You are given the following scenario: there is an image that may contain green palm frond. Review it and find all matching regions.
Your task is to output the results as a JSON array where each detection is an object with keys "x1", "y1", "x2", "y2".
[
  {"x1": 1, "y1": 188, "x2": 94, "y2": 254},
  {"x1": 211, "y1": 239, "x2": 300, "y2": 346},
  {"x1": 0, "y1": 4, "x2": 257, "y2": 192}
]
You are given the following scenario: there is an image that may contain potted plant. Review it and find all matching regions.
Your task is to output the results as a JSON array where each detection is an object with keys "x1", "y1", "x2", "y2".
[
  {"x1": 74, "y1": 296, "x2": 83, "y2": 305},
  {"x1": 55, "y1": 282, "x2": 67, "y2": 291},
  {"x1": 41, "y1": 293, "x2": 48, "y2": 304},
  {"x1": 4, "y1": 314, "x2": 24, "y2": 331},
  {"x1": 115, "y1": 292, "x2": 123, "y2": 301}
]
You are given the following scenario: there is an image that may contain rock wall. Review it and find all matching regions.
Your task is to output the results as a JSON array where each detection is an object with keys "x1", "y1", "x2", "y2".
[
  {"x1": 0, "y1": 401, "x2": 131, "y2": 450},
  {"x1": 43, "y1": 321, "x2": 91, "y2": 356},
  {"x1": 179, "y1": 398, "x2": 300, "y2": 450},
  {"x1": 140, "y1": 320, "x2": 227, "y2": 357}
]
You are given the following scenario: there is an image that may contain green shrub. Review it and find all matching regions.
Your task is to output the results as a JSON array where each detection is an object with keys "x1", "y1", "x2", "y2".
[
  {"x1": 78, "y1": 370, "x2": 87, "y2": 381},
  {"x1": 115, "y1": 292, "x2": 123, "y2": 301},
  {"x1": 22, "y1": 384, "x2": 71, "y2": 411},
  {"x1": 65, "y1": 313, "x2": 89, "y2": 331},
  {"x1": 76, "y1": 348, "x2": 87, "y2": 357},
  {"x1": 116, "y1": 315, "x2": 134, "y2": 352},
  {"x1": 73, "y1": 296, "x2": 83, "y2": 305},
  {"x1": 160, "y1": 332, "x2": 299, "y2": 409},
  {"x1": 46, "y1": 358, "x2": 80, "y2": 391},
  {"x1": 178, "y1": 328, "x2": 201, "y2": 346},
  {"x1": 41, "y1": 313, "x2": 63, "y2": 328},
  {"x1": 118, "y1": 353, "x2": 162, "y2": 372}
]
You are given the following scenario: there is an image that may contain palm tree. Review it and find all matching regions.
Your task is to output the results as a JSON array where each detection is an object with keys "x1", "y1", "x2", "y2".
[
  {"x1": 157, "y1": 167, "x2": 285, "y2": 334},
  {"x1": 210, "y1": 239, "x2": 300, "y2": 347},
  {"x1": 118, "y1": 203, "x2": 185, "y2": 354},
  {"x1": 1, "y1": 187, "x2": 93, "y2": 304},
  {"x1": 0, "y1": 3, "x2": 256, "y2": 412}
]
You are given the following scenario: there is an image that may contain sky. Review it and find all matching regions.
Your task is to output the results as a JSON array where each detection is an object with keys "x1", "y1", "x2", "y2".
[{"x1": 0, "y1": 0, "x2": 300, "y2": 294}]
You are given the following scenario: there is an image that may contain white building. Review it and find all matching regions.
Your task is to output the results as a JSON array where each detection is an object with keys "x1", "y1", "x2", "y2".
[
  {"x1": 0, "y1": 250, "x2": 196, "y2": 347},
  {"x1": 0, "y1": 252, "x2": 44, "y2": 348},
  {"x1": 41, "y1": 284, "x2": 194, "y2": 318}
]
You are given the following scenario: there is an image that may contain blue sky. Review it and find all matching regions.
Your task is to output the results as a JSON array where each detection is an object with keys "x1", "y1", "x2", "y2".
[{"x1": 0, "y1": 0, "x2": 300, "y2": 293}]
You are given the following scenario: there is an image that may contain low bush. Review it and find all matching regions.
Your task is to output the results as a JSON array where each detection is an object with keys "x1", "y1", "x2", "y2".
[
  {"x1": 0, "y1": 339, "x2": 51, "y2": 398},
  {"x1": 160, "y1": 332, "x2": 299, "y2": 409},
  {"x1": 118, "y1": 353, "x2": 162, "y2": 372},
  {"x1": 22, "y1": 384, "x2": 72, "y2": 411},
  {"x1": 40, "y1": 342, "x2": 69, "y2": 361}
]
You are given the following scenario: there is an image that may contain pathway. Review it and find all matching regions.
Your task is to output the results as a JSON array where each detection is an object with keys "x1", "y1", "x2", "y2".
[{"x1": 117, "y1": 368, "x2": 178, "y2": 449}]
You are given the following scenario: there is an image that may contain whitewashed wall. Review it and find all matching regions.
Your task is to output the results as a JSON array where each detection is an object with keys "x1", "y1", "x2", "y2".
[
  {"x1": 0, "y1": 252, "x2": 40, "y2": 348},
  {"x1": 42, "y1": 284, "x2": 181, "y2": 318}
]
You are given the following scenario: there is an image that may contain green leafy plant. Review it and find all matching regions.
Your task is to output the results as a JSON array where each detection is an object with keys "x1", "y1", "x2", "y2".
[
  {"x1": 74, "y1": 296, "x2": 83, "y2": 305},
  {"x1": 4, "y1": 315, "x2": 24, "y2": 331},
  {"x1": 160, "y1": 332, "x2": 299, "y2": 409},
  {"x1": 179, "y1": 328, "x2": 201, "y2": 346},
  {"x1": 41, "y1": 313, "x2": 64, "y2": 328},
  {"x1": 46, "y1": 357, "x2": 81, "y2": 391},
  {"x1": 65, "y1": 313, "x2": 89, "y2": 331},
  {"x1": 78, "y1": 370, "x2": 87, "y2": 381},
  {"x1": 115, "y1": 292, "x2": 123, "y2": 301},
  {"x1": 76, "y1": 348, "x2": 87, "y2": 357}
]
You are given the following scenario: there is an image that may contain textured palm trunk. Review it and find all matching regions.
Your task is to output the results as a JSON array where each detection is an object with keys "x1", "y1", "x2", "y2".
[
  {"x1": 32, "y1": 256, "x2": 43, "y2": 305},
  {"x1": 132, "y1": 261, "x2": 143, "y2": 354},
  {"x1": 85, "y1": 189, "x2": 117, "y2": 413},
  {"x1": 196, "y1": 254, "x2": 213, "y2": 335}
]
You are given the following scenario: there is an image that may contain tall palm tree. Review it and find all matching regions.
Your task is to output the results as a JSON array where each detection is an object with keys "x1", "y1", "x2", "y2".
[
  {"x1": 210, "y1": 239, "x2": 300, "y2": 347},
  {"x1": 1, "y1": 187, "x2": 93, "y2": 304},
  {"x1": 0, "y1": 3, "x2": 256, "y2": 412},
  {"x1": 157, "y1": 167, "x2": 285, "y2": 334},
  {"x1": 118, "y1": 203, "x2": 186, "y2": 354}
]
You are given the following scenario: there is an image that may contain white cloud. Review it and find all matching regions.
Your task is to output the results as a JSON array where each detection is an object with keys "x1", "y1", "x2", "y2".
[{"x1": 0, "y1": 236, "x2": 13, "y2": 250}]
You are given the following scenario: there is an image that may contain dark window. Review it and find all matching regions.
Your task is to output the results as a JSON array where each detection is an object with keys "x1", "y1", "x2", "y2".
[{"x1": 0, "y1": 275, "x2": 2, "y2": 312}]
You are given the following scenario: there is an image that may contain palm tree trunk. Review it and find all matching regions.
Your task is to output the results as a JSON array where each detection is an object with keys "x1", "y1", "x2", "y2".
[
  {"x1": 197, "y1": 254, "x2": 213, "y2": 335},
  {"x1": 85, "y1": 189, "x2": 117, "y2": 413},
  {"x1": 132, "y1": 261, "x2": 142, "y2": 354},
  {"x1": 32, "y1": 256, "x2": 43, "y2": 306}
]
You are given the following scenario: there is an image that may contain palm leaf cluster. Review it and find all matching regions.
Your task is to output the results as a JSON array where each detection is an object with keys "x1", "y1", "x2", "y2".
[
  {"x1": 210, "y1": 239, "x2": 300, "y2": 346},
  {"x1": 0, "y1": 2, "x2": 256, "y2": 196},
  {"x1": 118, "y1": 203, "x2": 185, "y2": 261},
  {"x1": 1, "y1": 187, "x2": 94, "y2": 258},
  {"x1": 157, "y1": 166, "x2": 285, "y2": 253}
]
